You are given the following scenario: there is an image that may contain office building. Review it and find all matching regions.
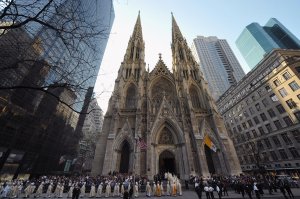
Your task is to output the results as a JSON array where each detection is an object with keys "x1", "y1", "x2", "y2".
[
  {"x1": 192, "y1": 36, "x2": 245, "y2": 100},
  {"x1": 217, "y1": 49, "x2": 300, "y2": 174},
  {"x1": 236, "y1": 18, "x2": 300, "y2": 69},
  {"x1": 0, "y1": 0, "x2": 114, "y2": 178}
]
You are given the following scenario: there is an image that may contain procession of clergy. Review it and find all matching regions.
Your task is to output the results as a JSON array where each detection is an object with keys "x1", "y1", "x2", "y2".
[{"x1": 0, "y1": 172, "x2": 183, "y2": 198}]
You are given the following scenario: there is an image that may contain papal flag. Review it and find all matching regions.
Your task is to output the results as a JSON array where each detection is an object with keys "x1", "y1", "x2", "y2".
[{"x1": 204, "y1": 135, "x2": 217, "y2": 152}]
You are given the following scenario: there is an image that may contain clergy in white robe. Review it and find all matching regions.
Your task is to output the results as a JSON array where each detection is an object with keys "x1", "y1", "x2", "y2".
[
  {"x1": 146, "y1": 182, "x2": 151, "y2": 197},
  {"x1": 96, "y1": 183, "x2": 103, "y2": 198}
]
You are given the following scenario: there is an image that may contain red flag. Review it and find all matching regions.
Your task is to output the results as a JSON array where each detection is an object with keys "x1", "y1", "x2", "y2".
[{"x1": 137, "y1": 137, "x2": 147, "y2": 150}]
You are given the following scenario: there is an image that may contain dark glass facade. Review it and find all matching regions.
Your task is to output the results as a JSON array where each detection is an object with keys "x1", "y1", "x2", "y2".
[
  {"x1": 0, "y1": 0, "x2": 114, "y2": 178},
  {"x1": 236, "y1": 18, "x2": 300, "y2": 69}
]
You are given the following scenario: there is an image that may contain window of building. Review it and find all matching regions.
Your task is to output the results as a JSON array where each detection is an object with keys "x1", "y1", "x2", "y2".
[
  {"x1": 278, "y1": 88, "x2": 289, "y2": 97},
  {"x1": 289, "y1": 147, "x2": 300, "y2": 158},
  {"x1": 270, "y1": 93, "x2": 279, "y2": 102},
  {"x1": 243, "y1": 155, "x2": 248, "y2": 164},
  {"x1": 286, "y1": 99, "x2": 297, "y2": 109},
  {"x1": 289, "y1": 81, "x2": 300, "y2": 91},
  {"x1": 255, "y1": 103, "x2": 261, "y2": 111},
  {"x1": 257, "y1": 140, "x2": 264, "y2": 150},
  {"x1": 273, "y1": 79, "x2": 281, "y2": 87},
  {"x1": 291, "y1": 130, "x2": 300, "y2": 143},
  {"x1": 247, "y1": 120, "x2": 253, "y2": 127},
  {"x1": 257, "y1": 89, "x2": 263, "y2": 97},
  {"x1": 244, "y1": 110, "x2": 249, "y2": 117},
  {"x1": 246, "y1": 132, "x2": 251, "y2": 139},
  {"x1": 296, "y1": 66, "x2": 300, "y2": 73},
  {"x1": 294, "y1": 111, "x2": 300, "y2": 122},
  {"x1": 265, "y1": 123, "x2": 272, "y2": 133},
  {"x1": 298, "y1": 94, "x2": 300, "y2": 100},
  {"x1": 282, "y1": 71, "x2": 292, "y2": 80},
  {"x1": 253, "y1": 116, "x2": 260, "y2": 124},
  {"x1": 241, "y1": 134, "x2": 246, "y2": 142},
  {"x1": 276, "y1": 104, "x2": 286, "y2": 114},
  {"x1": 264, "y1": 138, "x2": 272, "y2": 149},
  {"x1": 265, "y1": 85, "x2": 271, "y2": 92},
  {"x1": 258, "y1": 127, "x2": 265, "y2": 135},
  {"x1": 260, "y1": 113, "x2": 267, "y2": 121},
  {"x1": 242, "y1": 122, "x2": 247, "y2": 129},
  {"x1": 233, "y1": 127, "x2": 237, "y2": 134},
  {"x1": 279, "y1": 149, "x2": 288, "y2": 160},
  {"x1": 262, "y1": 152, "x2": 269, "y2": 162},
  {"x1": 283, "y1": 116, "x2": 294, "y2": 126},
  {"x1": 274, "y1": 120, "x2": 282, "y2": 130},
  {"x1": 249, "y1": 107, "x2": 255, "y2": 114},
  {"x1": 268, "y1": 109, "x2": 276, "y2": 118},
  {"x1": 281, "y1": 133, "x2": 293, "y2": 145},
  {"x1": 252, "y1": 129, "x2": 258, "y2": 137},
  {"x1": 262, "y1": 98, "x2": 269, "y2": 107},
  {"x1": 237, "y1": 125, "x2": 242, "y2": 132},
  {"x1": 272, "y1": 136, "x2": 281, "y2": 147},
  {"x1": 270, "y1": 151, "x2": 278, "y2": 161}
]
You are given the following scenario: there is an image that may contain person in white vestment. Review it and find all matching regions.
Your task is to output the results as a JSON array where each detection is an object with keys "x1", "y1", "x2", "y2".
[
  {"x1": 89, "y1": 183, "x2": 96, "y2": 197},
  {"x1": 177, "y1": 180, "x2": 182, "y2": 196},
  {"x1": 96, "y1": 183, "x2": 103, "y2": 198},
  {"x1": 105, "y1": 182, "x2": 111, "y2": 198},
  {"x1": 68, "y1": 183, "x2": 74, "y2": 198},
  {"x1": 80, "y1": 182, "x2": 86, "y2": 197},
  {"x1": 47, "y1": 182, "x2": 53, "y2": 198},
  {"x1": 35, "y1": 182, "x2": 44, "y2": 198},
  {"x1": 134, "y1": 182, "x2": 139, "y2": 197},
  {"x1": 145, "y1": 182, "x2": 151, "y2": 197}
]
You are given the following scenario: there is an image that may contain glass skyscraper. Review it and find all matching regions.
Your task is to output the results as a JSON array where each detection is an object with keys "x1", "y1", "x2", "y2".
[
  {"x1": 192, "y1": 36, "x2": 245, "y2": 100},
  {"x1": 236, "y1": 18, "x2": 300, "y2": 69},
  {"x1": 0, "y1": 0, "x2": 114, "y2": 177}
]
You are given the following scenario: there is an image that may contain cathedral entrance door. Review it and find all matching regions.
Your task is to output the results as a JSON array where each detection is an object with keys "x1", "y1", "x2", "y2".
[
  {"x1": 119, "y1": 141, "x2": 130, "y2": 173},
  {"x1": 159, "y1": 150, "x2": 176, "y2": 175},
  {"x1": 204, "y1": 144, "x2": 216, "y2": 174}
]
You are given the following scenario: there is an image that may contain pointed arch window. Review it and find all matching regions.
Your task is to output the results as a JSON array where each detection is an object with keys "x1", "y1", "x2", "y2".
[
  {"x1": 136, "y1": 47, "x2": 140, "y2": 59},
  {"x1": 179, "y1": 48, "x2": 184, "y2": 60},
  {"x1": 189, "y1": 85, "x2": 201, "y2": 109},
  {"x1": 125, "y1": 84, "x2": 137, "y2": 109},
  {"x1": 159, "y1": 127, "x2": 174, "y2": 145},
  {"x1": 130, "y1": 46, "x2": 134, "y2": 59}
]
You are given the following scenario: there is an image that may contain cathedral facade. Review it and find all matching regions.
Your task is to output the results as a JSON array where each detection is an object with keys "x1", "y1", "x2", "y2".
[{"x1": 92, "y1": 13, "x2": 241, "y2": 179}]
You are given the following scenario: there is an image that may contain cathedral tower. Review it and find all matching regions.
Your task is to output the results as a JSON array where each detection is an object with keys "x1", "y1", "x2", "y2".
[{"x1": 92, "y1": 13, "x2": 241, "y2": 178}]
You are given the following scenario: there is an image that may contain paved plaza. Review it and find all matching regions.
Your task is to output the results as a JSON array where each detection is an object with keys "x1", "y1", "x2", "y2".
[{"x1": 9, "y1": 188, "x2": 300, "y2": 199}]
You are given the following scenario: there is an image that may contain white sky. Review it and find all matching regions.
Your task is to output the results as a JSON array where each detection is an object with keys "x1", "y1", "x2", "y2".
[{"x1": 94, "y1": 0, "x2": 300, "y2": 113}]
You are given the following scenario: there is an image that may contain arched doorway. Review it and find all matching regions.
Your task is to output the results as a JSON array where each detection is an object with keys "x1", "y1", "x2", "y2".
[
  {"x1": 159, "y1": 150, "x2": 176, "y2": 175},
  {"x1": 204, "y1": 145, "x2": 216, "y2": 174},
  {"x1": 119, "y1": 140, "x2": 130, "y2": 173}
]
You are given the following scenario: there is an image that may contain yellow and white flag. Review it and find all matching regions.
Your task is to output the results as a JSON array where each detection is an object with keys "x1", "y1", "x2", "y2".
[{"x1": 204, "y1": 135, "x2": 217, "y2": 152}]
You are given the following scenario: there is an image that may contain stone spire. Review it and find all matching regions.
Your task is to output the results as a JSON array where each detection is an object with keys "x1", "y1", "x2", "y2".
[
  {"x1": 123, "y1": 11, "x2": 145, "y2": 63},
  {"x1": 171, "y1": 12, "x2": 184, "y2": 44},
  {"x1": 118, "y1": 12, "x2": 146, "y2": 81},
  {"x1": 132, "y1": 11, "x2": 143, "y2": 41},
  {"x1": 171, "y1": 13, "x2": 199, "y2": 78}
]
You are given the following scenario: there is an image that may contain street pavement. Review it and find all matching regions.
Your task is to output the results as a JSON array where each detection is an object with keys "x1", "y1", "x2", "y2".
[{"x1": 14, "y1": 188, "x2": 300, "y2": 199}]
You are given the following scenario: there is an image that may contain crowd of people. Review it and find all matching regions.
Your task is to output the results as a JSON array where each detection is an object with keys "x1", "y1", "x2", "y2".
[
  {"x1": 193, "y1": 174, "x2": 295, "y2": 199},
  {"x1": 0, "y1": 172, "x2": 298, "y2": 199},
  {"x1": 0, "y1": 172, "x2": 183, "y2": 199}
]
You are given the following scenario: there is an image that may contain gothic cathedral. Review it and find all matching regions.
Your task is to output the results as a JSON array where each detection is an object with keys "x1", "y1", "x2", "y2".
[{"x1": 92, "y1": 13, "x2": 241, "y2": 179}]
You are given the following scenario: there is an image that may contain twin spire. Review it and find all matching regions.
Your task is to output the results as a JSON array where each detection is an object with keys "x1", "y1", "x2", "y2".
[
  {"x1": 124, "y1": 12, "x2": 197, "y2": 71},
  {"x1": 128, "y1": 11, "x2": 185, "y2": 50}
]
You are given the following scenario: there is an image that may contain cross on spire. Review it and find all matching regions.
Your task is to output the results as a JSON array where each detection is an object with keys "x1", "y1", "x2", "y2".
[{"x1": 159, "y1": 53, "x2": 162, "y2": 60}]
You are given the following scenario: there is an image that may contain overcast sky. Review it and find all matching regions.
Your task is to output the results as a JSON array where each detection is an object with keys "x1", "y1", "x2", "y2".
[{"x1": 94, "y1": 0, "x2": 300, "y2": 113}]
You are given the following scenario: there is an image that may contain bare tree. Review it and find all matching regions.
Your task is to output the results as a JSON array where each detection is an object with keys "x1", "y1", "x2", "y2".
[{"x1": 0, "y1": 0, "x2": 111, "y2": 114}]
